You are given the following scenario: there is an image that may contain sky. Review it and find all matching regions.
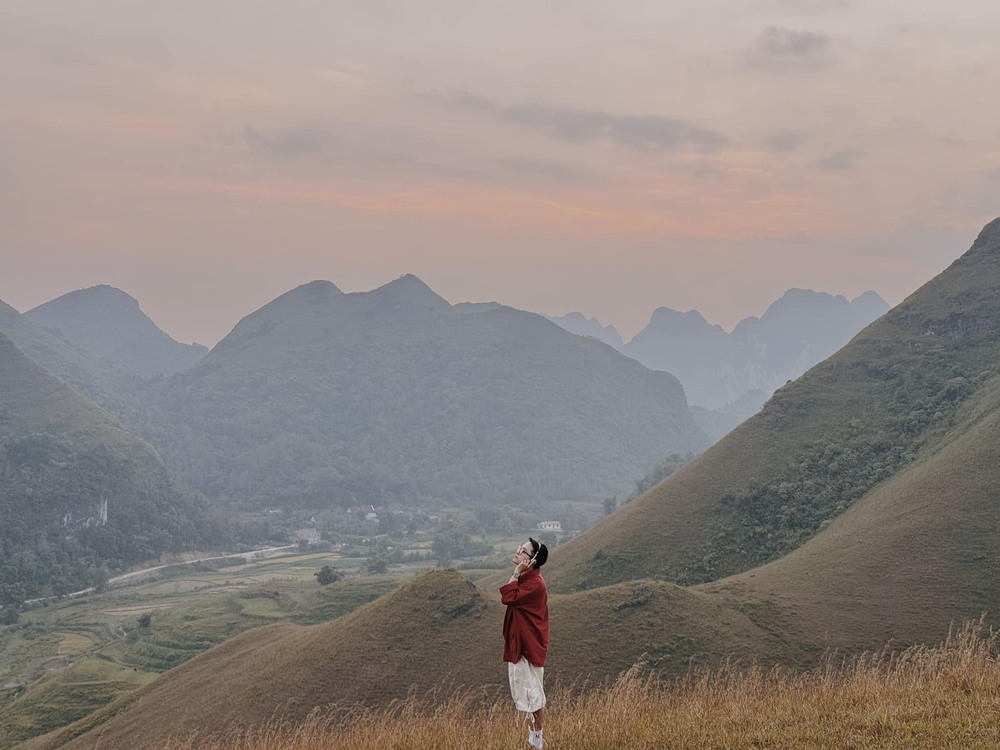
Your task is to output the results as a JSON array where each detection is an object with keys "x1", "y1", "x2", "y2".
[{"x1": 1, "y1": 1, "x2": 998, "y2": 346}]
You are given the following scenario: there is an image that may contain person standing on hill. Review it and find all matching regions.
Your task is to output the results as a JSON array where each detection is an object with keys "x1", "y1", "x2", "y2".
[{"x1": 500, "y1": 537, "x2": 550, "y2": 749}]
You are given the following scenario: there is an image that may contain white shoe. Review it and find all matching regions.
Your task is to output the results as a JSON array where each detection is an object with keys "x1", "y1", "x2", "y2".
[{"x1": 528, "y1": 730, "x2": 544, "y2": 748}]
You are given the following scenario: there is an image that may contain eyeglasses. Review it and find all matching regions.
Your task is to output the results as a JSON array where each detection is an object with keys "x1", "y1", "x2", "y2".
[{"x1": 516, "y1": 545, "x2": 532, "y2": 557}]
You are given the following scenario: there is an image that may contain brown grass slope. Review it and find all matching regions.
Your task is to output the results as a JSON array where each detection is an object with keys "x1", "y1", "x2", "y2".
[
  {"x1": 20, "y1": 571, "x2": 502, "y2": 750},
  {"x1": 23, "y1": 569, "x2": 808, "y2": 750},
  {"x1": 545, "y1": 217, "x2": 1000, "y2": 593},
  {"x1": 711, "y1": 366, "x2": 1000, "y2": 653},
  {"x1": 157, "y1": 622, "x2": 1000, "y2": 750}
]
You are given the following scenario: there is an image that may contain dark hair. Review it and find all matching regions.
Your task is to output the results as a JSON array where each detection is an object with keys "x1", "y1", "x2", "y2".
[{"x1": 528, "y1": 537, "x2": 548, "y2": 568}]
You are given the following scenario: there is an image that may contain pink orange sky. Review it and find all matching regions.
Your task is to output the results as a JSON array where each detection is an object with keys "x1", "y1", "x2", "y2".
[{"x1": 1, "y1": 1, "x2": 998, "y2": 345}]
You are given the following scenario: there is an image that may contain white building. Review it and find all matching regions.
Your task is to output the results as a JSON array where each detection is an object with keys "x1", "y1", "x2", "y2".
[{"x1": 536, "y1": 521, "x2": 562, "y2": 532}]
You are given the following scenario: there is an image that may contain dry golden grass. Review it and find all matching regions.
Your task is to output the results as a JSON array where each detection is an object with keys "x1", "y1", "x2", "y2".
[{"x1": 159, "y1": 619, "x2": 1000, "y2": 750}]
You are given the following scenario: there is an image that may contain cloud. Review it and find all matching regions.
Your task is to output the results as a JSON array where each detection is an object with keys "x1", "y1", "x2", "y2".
[
  {"x1": 756, "y1": 0, "x2": 850, "y2": 14},
  {"x1": 763, "y1": 130, "x2": 807, "y2": 153},
  {"x1": 494, "y1": 158, "x2": 606, "y2": 185},
  {"x1": 433, "y1": 91, "x2": 728, "y2": 153},
  {"x1": 242, "y1": 124, "x2": 338, "y2": 160},
  {"x1": 817, "y1": 148, "x2": 864, "y2": 170},
  {"x1": 213, "y1": 122, "x2": 487, "y2": 182},
  {"x1": 933, "y1": 170, "x2": 1000, "y2": 221},
  {"x1": 745, "y1": 26, "x2": 835, "y2": 71}
]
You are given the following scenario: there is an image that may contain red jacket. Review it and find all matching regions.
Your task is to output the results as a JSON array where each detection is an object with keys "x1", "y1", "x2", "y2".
[{"x1": 500, "y1": 567, "x2": 549, "y2": 667}]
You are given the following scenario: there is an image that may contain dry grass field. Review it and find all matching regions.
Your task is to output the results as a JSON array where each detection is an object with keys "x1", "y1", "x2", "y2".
[{"x1": 157, "y1": 619, "x2": 1000, "y2": 750}]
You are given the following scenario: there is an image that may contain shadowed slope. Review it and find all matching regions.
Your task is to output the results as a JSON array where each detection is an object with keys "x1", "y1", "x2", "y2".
[{"x1": 544, "y1": 217, "x2": 1000, "y2": 593}]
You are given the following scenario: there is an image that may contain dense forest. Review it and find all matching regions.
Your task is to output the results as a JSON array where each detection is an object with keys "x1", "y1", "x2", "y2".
[{"x1": 136, "y1": 278, "x2": 707, "y2": 509}]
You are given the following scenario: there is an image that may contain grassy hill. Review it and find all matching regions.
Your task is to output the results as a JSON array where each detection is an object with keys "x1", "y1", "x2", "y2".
[
  {"x1": 708, "y1": 365, "x2": 1000, "y2": 653},
  {"x1": 544, "y1": 217, "x2": 1000, "y2": 593},
  {"x1": 0, "y1": 333, "x2": 226, "y2": 604},
  {"x1": 109, "y1": 622, "x2": 1000, "y2": 750},
  {"x1": 21, "y1": 570, "x2": 502, "y2": 750},
  {"x1": 140, "y1": 275, "x2": 707, "y2": 510},
  {"x1": 22, "y1": 568, "x2": 807, "y2": 750},
  {"x1": 0, "y1": 567, "x2": 398, "y2": 749}
]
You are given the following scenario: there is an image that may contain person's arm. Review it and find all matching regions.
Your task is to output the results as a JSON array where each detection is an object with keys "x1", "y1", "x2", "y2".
[{"x1": 499, "y1": 568, "x2": 541, "y2": 606}]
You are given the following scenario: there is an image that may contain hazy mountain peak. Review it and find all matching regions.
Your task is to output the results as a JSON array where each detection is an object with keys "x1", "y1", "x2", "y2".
[
  {"x1": 71, "y1": 284, "x2": 140, "y2": 310},
  {"x1": 296, "y1": 279, "x2": 342, "y2": 293},
  {"x1": 28, "y1": 284, "x2": 142, "y2": 320},
  {"x1": 623, "y1": 286, "x2": 889, "y2": 409},
  {"x1": 278, "y1": 279, "x2": 344, "y2": 302},
  {"x1": 972, "y1": 215, "x2": 1000, "y2": 250},
  {"x1": 546, "y1": 312, "x2": 624, "y2": 348},
  {"x1": 851, "y1": 290, "x2": 887, "y2": 307},
  {"x1": 26, "y1": 284, "x2": 206, "y2": 376},
  {"x1": 761, "y1": 288, "x2": 847, "y2": 318},
  {"x1": 365, "y1": 274, "x2": 450, "y2": 310},
  {"x1": 650, "y1": 306, "x2": 709, "y2": 326},
  {"x1": 260, "y1": 280, "x2": 344, "y2": 313}
]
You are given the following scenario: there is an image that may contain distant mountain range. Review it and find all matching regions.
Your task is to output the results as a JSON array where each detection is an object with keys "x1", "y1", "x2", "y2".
[
  {"x1": 138, "y1": 275, "x2": 706, "y2": 509},
  {"x1": 551, "y1": 289, "x2": 890, "y2": 410},
  {"x1": 0, "y1": 277, "x2": 892, "y2": 515}
]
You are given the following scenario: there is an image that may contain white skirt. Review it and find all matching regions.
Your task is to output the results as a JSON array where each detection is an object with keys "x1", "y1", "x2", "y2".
[{"x1": 508, "y1": 656, "x2": 546, "y2": 713}]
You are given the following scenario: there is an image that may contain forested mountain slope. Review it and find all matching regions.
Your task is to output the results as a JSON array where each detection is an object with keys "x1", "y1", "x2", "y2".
[
  {"x1": 141, "y1": 275, "x2": 707, "y2": 508},
  {"x1": 0, "y1": 334, "x2": 223, "y2": 606}
]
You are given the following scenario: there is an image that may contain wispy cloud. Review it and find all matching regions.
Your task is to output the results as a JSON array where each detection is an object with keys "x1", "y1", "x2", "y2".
[
  {"x1": 817, "y1": 148, "x2": 864, "y2": 170},
  {"x1": 745, "y1": 26, "x2": 835, "y2": 71},
  {"x1": 494, "y1": 157, "x2": 606, "y2": 185},
  {"x1": 432, "y1": 91, "x2": 729, "y2": 153},
  {"x1": 756, "y1": 0, "x2": 850, "y2": 15},
  {"x1": 764, "y1": 130, "x2": 807, "y2": 153},
  {"x1": 242, "y1": 124, "x2": 338, "y2": 160},
  {"x1": 213, "y1": 123, "x2": 484, "y2": 182}
]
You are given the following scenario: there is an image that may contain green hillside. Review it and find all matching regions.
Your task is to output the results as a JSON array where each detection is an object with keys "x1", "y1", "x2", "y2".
[
  {"x1": 0, "y1": 298, "x2": 151, "y2": 428},
  {"x1": 0, "y1": 334, "x2": 226, "y2": 606},
  {"x1": 141, "y1": 275, "x2": 707, "y2": 510},
  {"x1": 711, "y1": 364, "x2": 1000, "y2": 653},
  {"x1": 545, "y1": 217, "x2": 1000, "y2": 592}
]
